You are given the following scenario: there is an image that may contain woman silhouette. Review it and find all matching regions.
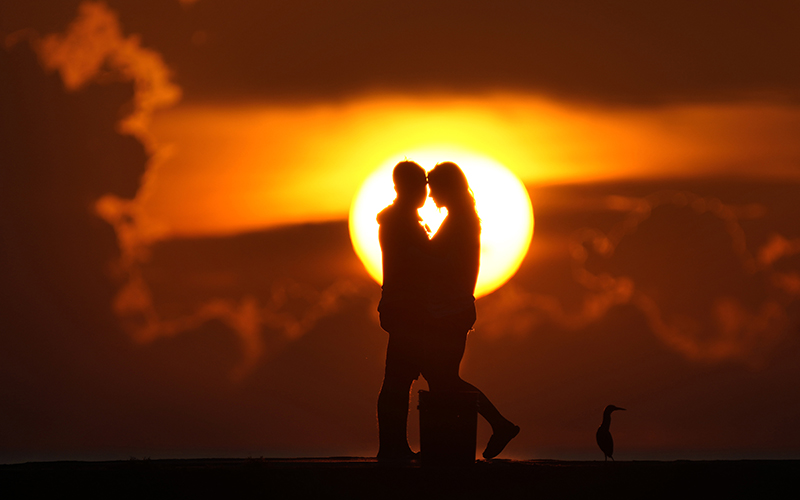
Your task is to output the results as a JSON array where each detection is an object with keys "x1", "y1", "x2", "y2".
[{"x1": 423, "y1": 162, "x2": 520, "y2": 460}]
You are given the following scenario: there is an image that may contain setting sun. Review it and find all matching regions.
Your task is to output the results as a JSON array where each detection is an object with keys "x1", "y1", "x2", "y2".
[{"x1": 349, "y1": 148, "x2": 534, "y2": 298}]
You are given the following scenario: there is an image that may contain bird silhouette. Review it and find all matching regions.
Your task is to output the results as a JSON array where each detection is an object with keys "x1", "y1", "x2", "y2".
[{"x1": 596, "y1": 405, "x2": 625, "y2": 461}]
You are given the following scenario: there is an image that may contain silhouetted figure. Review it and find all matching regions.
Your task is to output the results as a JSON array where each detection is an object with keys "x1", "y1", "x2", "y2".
[
  {"x1": 424, "y1": 162, "x2": 520, "y2": 460},
  {"x1": 376, "y1": 161, "x2": 429, "y2": 461},
  {"x1": 596, "y1": 405, "x2": 625, "y2": 461}
]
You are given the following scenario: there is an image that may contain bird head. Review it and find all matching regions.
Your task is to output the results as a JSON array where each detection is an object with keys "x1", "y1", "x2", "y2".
[{"x1": 604, "y1": 405, "x2": 626, "y2": 415}]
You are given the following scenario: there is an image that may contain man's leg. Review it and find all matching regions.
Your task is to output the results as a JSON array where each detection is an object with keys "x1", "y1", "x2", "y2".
[
  {"x1": 377, "y1": 375, "x2": 415, "y2": 458},
  {"x1": 377, "y1": 332, "x2": 420, "y2": 459}
]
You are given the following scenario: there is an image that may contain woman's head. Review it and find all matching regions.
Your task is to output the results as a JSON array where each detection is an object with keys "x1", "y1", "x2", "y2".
[{"x1": 427, "y1": 162, "x2": 475, "y2": 211}]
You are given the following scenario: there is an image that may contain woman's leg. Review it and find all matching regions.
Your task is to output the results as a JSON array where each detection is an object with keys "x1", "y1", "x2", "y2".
[{"x1": 422, "y1": 315, "x2": 519, "y2": 458}]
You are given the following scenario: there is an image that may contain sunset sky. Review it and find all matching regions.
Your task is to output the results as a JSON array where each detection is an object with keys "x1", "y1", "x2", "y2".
[{"x1": 2, "y1": 0, "x2": 800, "y2": 463}]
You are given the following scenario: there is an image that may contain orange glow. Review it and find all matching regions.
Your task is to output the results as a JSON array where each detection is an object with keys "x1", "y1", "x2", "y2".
[{"x1": 142, "y1": 97, "x2": 800, "y2": 240}]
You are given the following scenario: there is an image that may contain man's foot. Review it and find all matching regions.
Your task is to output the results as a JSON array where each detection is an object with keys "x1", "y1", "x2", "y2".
[
  {"x1": 377, "y1": 449, "x2": 419, "y2": 462},
  {"x1": 482, "y1": 424, "x2": 520, "y2": 460}
]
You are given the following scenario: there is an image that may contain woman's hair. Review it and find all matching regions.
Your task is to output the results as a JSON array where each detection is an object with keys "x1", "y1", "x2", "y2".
[{"x1": 427, "y1": 161, "x2": 476, "y2": 211}]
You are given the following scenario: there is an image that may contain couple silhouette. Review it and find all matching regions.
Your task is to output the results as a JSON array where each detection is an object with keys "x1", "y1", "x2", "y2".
[{"x1": 376, "y1": 160, "x2": 519, "y2": 461}]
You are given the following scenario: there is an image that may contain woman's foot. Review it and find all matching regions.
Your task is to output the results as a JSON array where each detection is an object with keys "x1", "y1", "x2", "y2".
[{"x1": 482, "y1": 423, "x2": 520, "y2": 459}]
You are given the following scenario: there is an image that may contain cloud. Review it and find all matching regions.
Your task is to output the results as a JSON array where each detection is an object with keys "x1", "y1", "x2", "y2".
[
  {"x1": 36, "y1": 1, "x2": 180, "y2": 138},
  {"x1": 8, "y1": 1, "x2": 799, "y2": 376},
  {"x1": 1, "y1": 38, "x2": 144, "y2": 340},
  {"x1": 48, "y1": 3, "x2": 378, "y2": 379},
  {"x1": 135, "y1": 0, "x2": 800, "y2": 105},
  {"x1": 758, "y1": 234, "x2": 800, "y2": 268},
  {"x1": 29, "y1": 1, "x2": 181, "y2": 245},
  {"x1": 115, "y1": 270, "x2": 370, "y2": 380},
  {"x1": 756, "y1": 234, "x2": 800, "y2": 298},
  {"x1": 3, "y1": 1, "x2": 370, "y2": 380},
  {"x1": 4, "y1": 1, "x2": 800, "y2": 105},
  {"x1": 478, "y1": 188, "x2": 797, "y2": 367}
]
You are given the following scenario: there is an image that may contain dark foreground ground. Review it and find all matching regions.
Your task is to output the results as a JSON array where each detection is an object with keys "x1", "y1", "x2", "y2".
[{"x1": 2, "y1": 458, "x2": 797, "y2": 499}]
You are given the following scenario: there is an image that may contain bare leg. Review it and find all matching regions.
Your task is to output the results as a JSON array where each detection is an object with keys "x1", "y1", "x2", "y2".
[
  {"x1": 423, "y1": 322, "x2": 519, "y2": 459},
  {"x1": 427, "y1": 374, "x2": 515, "y2": 429}
]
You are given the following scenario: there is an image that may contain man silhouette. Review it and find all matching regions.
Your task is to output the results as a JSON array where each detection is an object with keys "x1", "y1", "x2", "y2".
[{"x1": 376, "y1": 161, "x2": 429, "y2": 460}]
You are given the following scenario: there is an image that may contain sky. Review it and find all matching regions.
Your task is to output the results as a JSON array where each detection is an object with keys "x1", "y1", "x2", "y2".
[
  {"x1": 4, "y1": 0, "x2": 800, "y2": 238},
  {"x1": 2, "y1": 0, "x2": 800, "y2": 462}
]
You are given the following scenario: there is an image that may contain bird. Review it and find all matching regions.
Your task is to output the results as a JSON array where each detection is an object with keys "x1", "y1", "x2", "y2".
[{"x1": 596, "y1": 405, "x2": 625, "y2": 461}]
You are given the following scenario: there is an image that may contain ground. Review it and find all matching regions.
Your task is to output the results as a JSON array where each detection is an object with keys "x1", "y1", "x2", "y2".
[{"x1": 2, "y1": 458, "x2": 796, "y2": 498}]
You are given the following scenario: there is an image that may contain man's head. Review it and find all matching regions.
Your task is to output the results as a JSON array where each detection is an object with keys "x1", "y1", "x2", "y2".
[{"x1": 392, "y1": 161, "x2": 427, "y2": 208}]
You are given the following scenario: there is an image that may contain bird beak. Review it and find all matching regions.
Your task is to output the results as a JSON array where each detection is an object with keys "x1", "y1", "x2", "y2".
[{"x1": 617, "y1": 407, "x2": 626, "y2": 411}]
